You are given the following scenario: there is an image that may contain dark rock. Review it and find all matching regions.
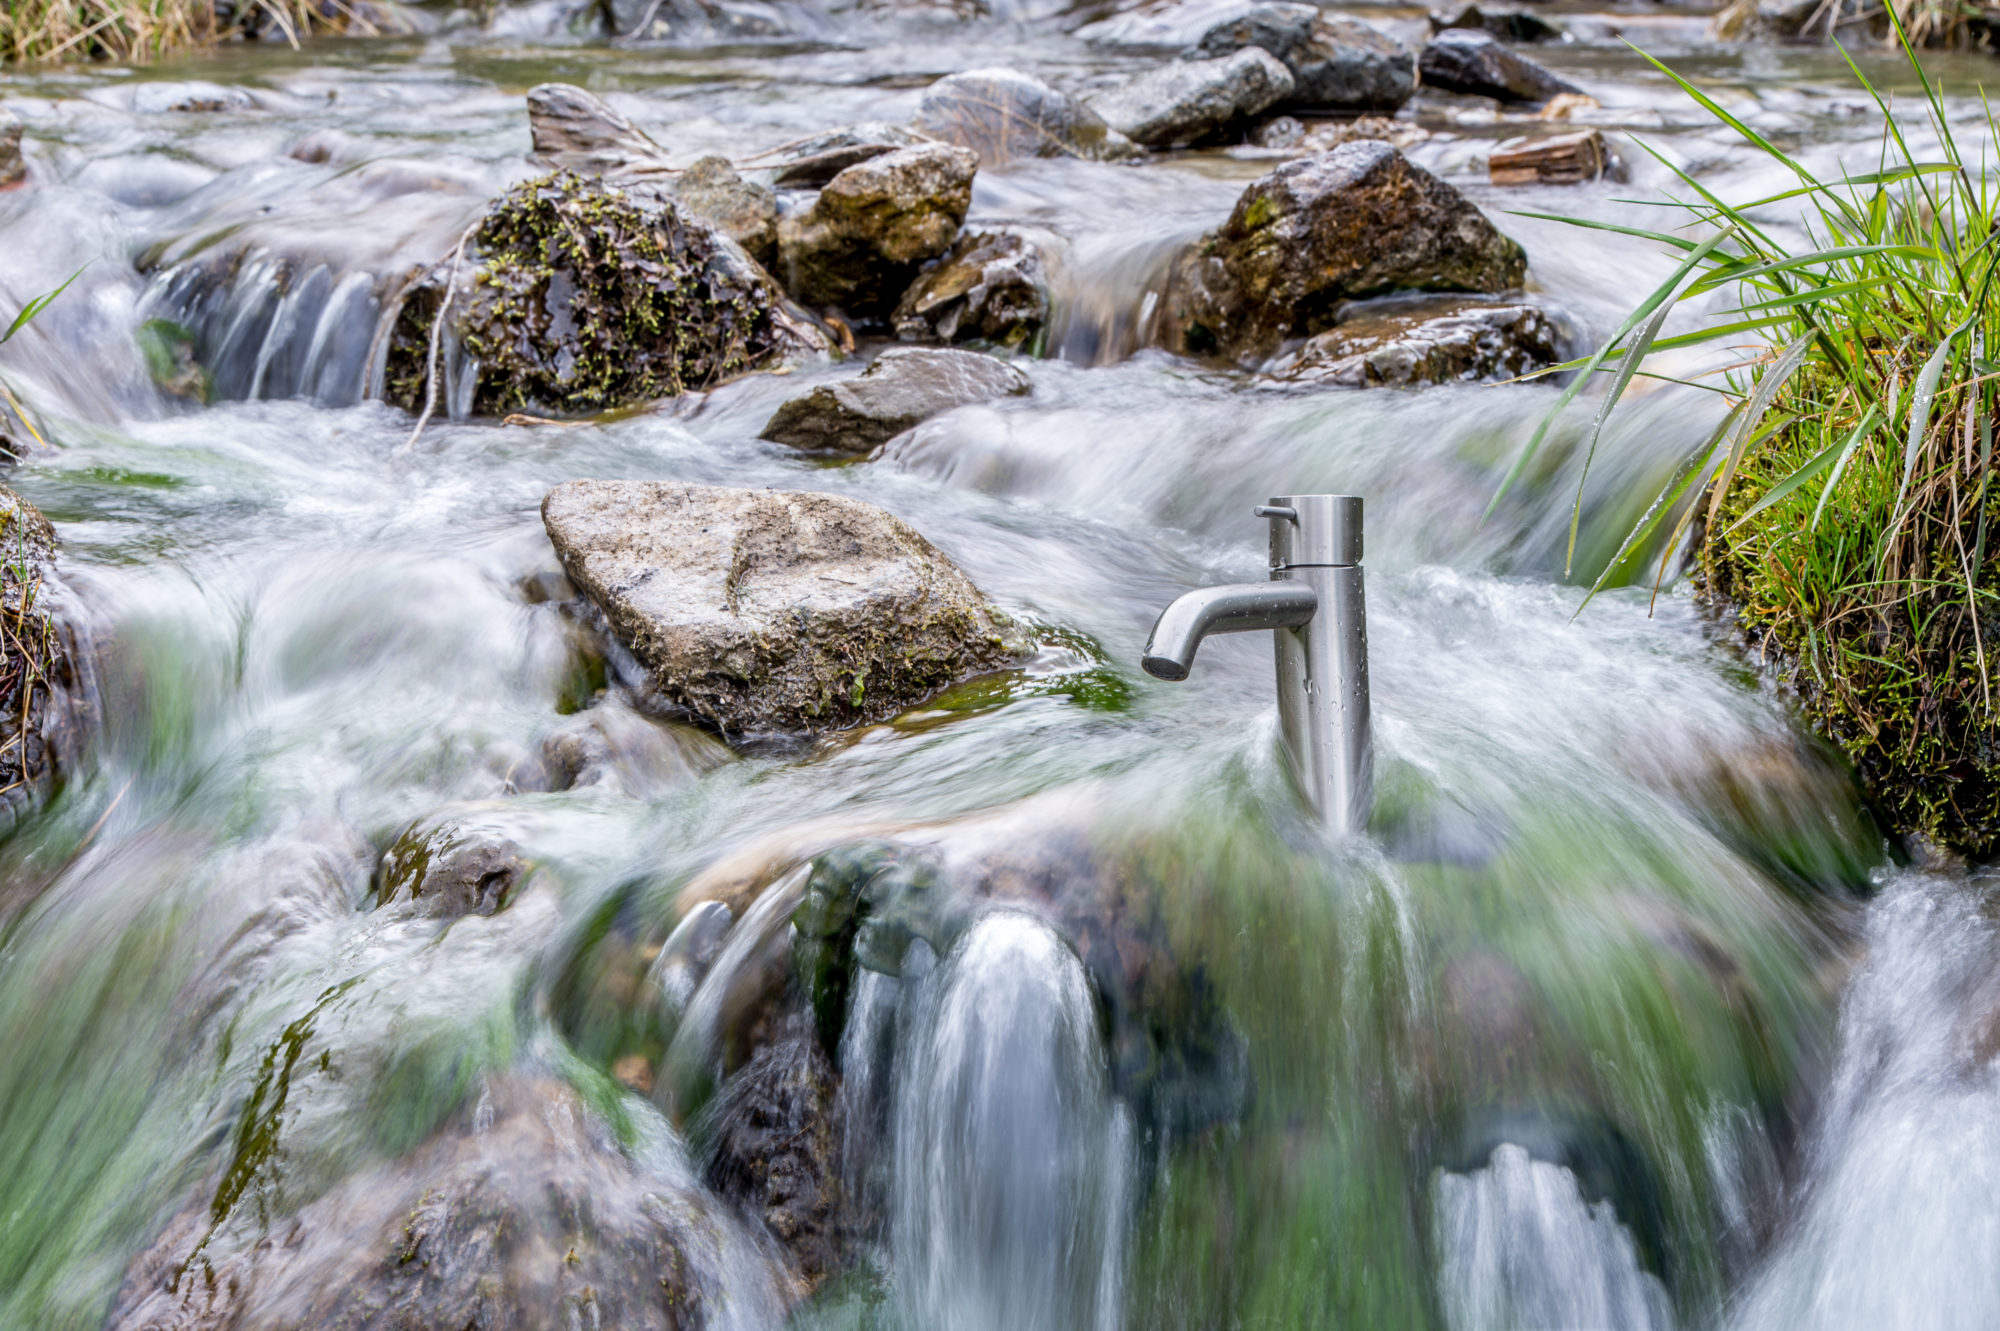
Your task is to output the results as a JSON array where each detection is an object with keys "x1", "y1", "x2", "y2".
[
  {"x1": 775, "y1": 143, "x2": 978, "y2": 317},
  {"x1": 765, "y1": 123, "x2": 930, "y2": 189},
  {"x1": 1418, "y1": 28, "x2": 1582, "y2": 104},
  {"x1": 0, "y1": 486, "x2": 84, "y2": 820},
  {"x1": 913, "y1": 68, "x2": 1134, "y2": 165},
  {"x1": 1269, "y1": 297, "x2": 1561, "y2": 388},
  {"x1": 526, "y1": 83, "x2": 674, "y2": 178},
  {"x1": 762, "y1": 347, "x2": 1031, "y2": 454},
  {"x1": 376, "y1": 813, "x2": 530, "y2": 918},
  {"x1": 540, "y1": 480, "x2": 1022, "y2": 734},
  {"x1": 1088, "y1": 48, "x2": 1295, "y2": 148},
  {"x1": 672, "y1": 155, "x2": 780, "y2": 269},
  {"x1": 104, "y1": 1078, "x2": 759, "y2": 1331},
  {"x1": 1430, "y1": 2, "x2": 1564, "y2": 42},
  {"x1": 697, "y1": 1024, "x2": 849, "y2": 1285},
  {"x1": 1191, "y1": 5, "x2": 1415, "y2": 114},
  {"x1": 1489, "y1": 128, "x2": 1626, "y2": 185},
  {"x1": 1162, "y1": 141, "x2": 1528, "y2": 360},
  {"x1": 0, "y1": 108, "x2": 24, "y2": 190},
  {"x1": 893, "y1": 229, "x2": 1051, "y2": 349},
  {"x1": 384, "y1": 171, "x2": 826, "y2": 416}
]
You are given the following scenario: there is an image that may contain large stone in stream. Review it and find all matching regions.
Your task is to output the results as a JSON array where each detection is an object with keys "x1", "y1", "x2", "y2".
[
  {"x1": 540, "y1": 480, "x2": 1022, "y2": 734},
  {"x1": 104, "y1": 1078, "x2": 755, "y2": 1331},
  {"x1": 1162, "y1": 141, "x2": 1527, "y2": 360},
  {"x1": 1268, "y1": 298, "x2": 1561, "y2": 388},
  {"x1": 775, "y1": 143, "x2": 979, "y2": 318},
  {"x1": 760, "y1": 347, "x2": 1031, "y2": 454},
  {"x1": 1088, "y1": 48, "x2": 1295, "y2": 148},
  {"x1": 1190, "y1": 5, "x2": 1415, "y2": 114},
  {"x1": 893, "y1": 228, "x2": 1051, "y2": 349},
  {"x1": 1418, "y1": 28, "x2": 1582, "y2": 104},
  {"x1": 672, "y1": 154, "x2": 780, "y2": 269},
  {"x1": 913, "y1": 68, "x2": 1135, "y2": 165},
  {"x1": 384, "y1": 171, "x2": 826, "y2": 416}
]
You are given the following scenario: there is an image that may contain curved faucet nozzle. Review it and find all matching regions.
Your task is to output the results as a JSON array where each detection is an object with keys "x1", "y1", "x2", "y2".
[{"x1": 1140, "y1": 582, "x2": 1318, "y2": 681}]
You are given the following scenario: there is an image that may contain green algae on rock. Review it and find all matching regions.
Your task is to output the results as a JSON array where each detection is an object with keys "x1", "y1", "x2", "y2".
[
  {"x1": 540, "y1": 480, "x2": 1024, "y2": 735},
  {"x1": 385, "y1": 171, "x2": 824, "y2": 417}
]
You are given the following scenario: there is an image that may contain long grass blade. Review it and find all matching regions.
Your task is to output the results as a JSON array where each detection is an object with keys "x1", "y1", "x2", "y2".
[
  {"x1": 2, "y1": 265, "x2": 87, "y2": 345},
  {"x1": 1704, "y1": 330, "x2": 1819, "y2": 533}
]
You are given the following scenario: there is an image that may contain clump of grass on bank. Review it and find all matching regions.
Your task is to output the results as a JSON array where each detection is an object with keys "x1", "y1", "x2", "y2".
[
  {"x1": 1715, "y1": 0, "x2": 1999, "y2": 48},
  {"x1": 1506, "y1": 25, "x2": 2000, "y2": 856},
  {"x1": 1, "y1": 0, "x2": 354, "y2": 65}
]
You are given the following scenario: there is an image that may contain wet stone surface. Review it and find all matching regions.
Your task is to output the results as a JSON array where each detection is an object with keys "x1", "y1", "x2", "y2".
[{"x1": 761, "y1": 347, "x2": 1032, "y2": 454}]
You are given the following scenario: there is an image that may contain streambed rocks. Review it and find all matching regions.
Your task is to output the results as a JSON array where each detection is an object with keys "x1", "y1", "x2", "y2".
[
  {"x1": 775, "y1": 143, "x2": 979, "y2": 317},
  {"x1": 1088, "y1": 48, "x2": 1295, "y2": 147},
  {"x1": 1190, "y1": 5, "x2": 1416, "y2": 114},
  {"x1": 760, "y1": 347, "x2": 1031, "y2": 453},
  {"x1": 892, "y1": 228, "x2": 1052, "y2": 348},
  {"x1": 1163, "y1": 140, "x2": 1528, "y2": 360},
  {"x1": 1269, "y1": 298, "x2": 1561, "y2": 388},
  {"x1": 540, "y1": 480, "x2": 1022, "y2": 735},
  {"x1": 384, "y1": 171, "x2": 824, "y2": 416}
]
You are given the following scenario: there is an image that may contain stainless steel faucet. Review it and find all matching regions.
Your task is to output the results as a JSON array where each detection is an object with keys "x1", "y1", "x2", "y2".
[{"x1": 1141, "y1": 495, "x2": 1372, "y2": 835}]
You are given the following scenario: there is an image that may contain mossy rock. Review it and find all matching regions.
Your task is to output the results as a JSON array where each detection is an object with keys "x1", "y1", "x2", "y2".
[{"x1": 385, "y1": 170, "x2": 823, "y2": 417}]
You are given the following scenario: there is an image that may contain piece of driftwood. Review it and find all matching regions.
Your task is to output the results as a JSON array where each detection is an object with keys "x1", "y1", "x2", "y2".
[{"x1": 1488, "y1": 128, "x2": 1624, "y2": 184}]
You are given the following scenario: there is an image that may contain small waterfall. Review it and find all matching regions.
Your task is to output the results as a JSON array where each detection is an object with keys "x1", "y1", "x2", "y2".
[
  {"x1": 888, "y1": 910, "x2": 1130, "y2": 1331},
  {"x1": 1044, "y1": 232, "x2": 1191, "y2": 367},
  {"x1": 1434, "y1": 1143, "x2": 1675, "y2": 1331}
]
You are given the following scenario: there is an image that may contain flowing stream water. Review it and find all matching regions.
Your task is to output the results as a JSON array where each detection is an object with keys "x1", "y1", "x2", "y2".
[{"x1": 1, "y1": 8, "x2": 1997, "y2": 1329}]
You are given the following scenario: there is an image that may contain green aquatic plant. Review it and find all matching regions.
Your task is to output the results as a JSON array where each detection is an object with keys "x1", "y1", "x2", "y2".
[{"x1": 1510, "y1": 24, "x2": 2000, "y2": 855}]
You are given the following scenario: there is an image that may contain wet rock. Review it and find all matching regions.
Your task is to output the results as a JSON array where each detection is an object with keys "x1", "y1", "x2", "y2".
[
  {"x1": 775, "y1": 143, "x2": 978, "y2": 317},
  {"x1": 1418, "y1": 28, "x2": 1582, "y2": 104},
  {"x1": 1162, "y1": 141, "x2": 1527, "y2": 360},
  {"x1": 914, "y1": 68, "x2": 1129, "y2": 165},
  {"x1": 0, "y1": 108, "x2": 24, "y2": 190},
  {"x1": 697, "y1": 1023, "x2": 849, "y2": 1285},
  {"x1": 760, "y1": 347, "x2": 1030, "y2": 454},
  {"x1": 1088, "y1": 48, "x2": 1295, "y2": 148},
  {"x1": 671, "y1": 154, "x2": 780, "y2": 269},
  {"x1": 136, "y1": 318, "x2": 212, "y2": 402},
  {"x1": 893, "y1": 229, "x2": 1051, "y2": 349},
  {"x1": 1430, "y1": 2, "x2": 1564, "y2": 41},
  {"x1": 526, "y1": 83, "x2": 675, "y2": 177},
  {"x1": 384, "y1": 171, "x2": 826, "y2": 416},
  {"x1": 0, "y1": 486, "x2": 84, "y2": 819},
  {"x1": 1268, "y1": 298, "x2": 1560, "y2": 388},
  {"x1": 104, "y1": 1077, "x2": 762, "y2": 1331},
  {"x1": 1190, "y1": 6, "x2": 1415, "y2": 114},
  {"x1": 1488, "y1": 128, "x2": 1625, "y2": 185},
  {"x1": 537, "y1": 700, "x2": 731, "y2": 797},
  {"x1": 540, "y1": 480, "x2": 1022, "y2": 734},
  {"x1": 376, "y1": 814, "x2": 529, "y2": 918},
  {"x1": 766, "y1": 123, "x2": 930, "y2": 189}
]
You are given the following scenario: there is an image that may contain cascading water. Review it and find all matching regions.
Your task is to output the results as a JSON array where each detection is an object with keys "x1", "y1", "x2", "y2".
[{"x1": 0, "y1": 10, "x2": 1992, "y2": 1331}]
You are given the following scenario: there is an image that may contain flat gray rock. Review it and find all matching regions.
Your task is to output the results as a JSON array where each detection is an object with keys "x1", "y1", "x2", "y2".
[
  {"x1": 1270, "y1": 298, "x2": 1561, "y2": 387},
  {"x1": 761, "y1": 347, "x2": 1031, "y2": 453},
  {"x1": 1088, "y1": 48, "x2": 1294, "y2": 148},
  {"x1": 541, "y1": 480, "x2": 1021, "y2": 734}
]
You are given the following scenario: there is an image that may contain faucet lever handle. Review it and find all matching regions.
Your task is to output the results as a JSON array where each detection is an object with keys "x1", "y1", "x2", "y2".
[{"x1": 1254, "y1": 504, "x2": 1298, "y2": 522}]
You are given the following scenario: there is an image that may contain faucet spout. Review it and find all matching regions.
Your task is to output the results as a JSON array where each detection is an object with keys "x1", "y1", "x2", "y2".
[{"x1": 1141, "y1": 582, "x2": 1318, "y2": 681}]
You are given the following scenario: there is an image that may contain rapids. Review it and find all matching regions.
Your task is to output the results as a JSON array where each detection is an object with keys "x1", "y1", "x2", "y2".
[{"x1": 0, "y1": 7, "x2": 1996, "y2": 1329}]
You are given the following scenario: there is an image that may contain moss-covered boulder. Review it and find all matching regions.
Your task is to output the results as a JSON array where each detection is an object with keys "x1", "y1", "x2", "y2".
[
  {"x1": 384, "y1": 171, "x2": 826, "y2": 417},
  {"x1": 775, "y1": 144, "x2": 978, "y2": 319},
  {"x1": 540, "y1": 480, "x2": 1024, "y2": 735},
  {"x1": 1162, "y1": 141, "x2": 1527, "y2": 361}
]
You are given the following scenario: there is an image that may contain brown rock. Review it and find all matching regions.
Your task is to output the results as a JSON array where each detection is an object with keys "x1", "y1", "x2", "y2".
[
  {"x1": 1488, "y1": 128, "x2": 1625, "y2": 185},
  {"x1": 375, "y1": 811, "x2": 530, "y2": 918},
  {"x1": 893, "y1": 229, "x2": 1051, "y2": 348},
  {"x1": 672, "y1": 154, "x2": 780, "y2": 268},
  {"x1": 775, "y1": 143, "x2": 979, "y2": 317}
]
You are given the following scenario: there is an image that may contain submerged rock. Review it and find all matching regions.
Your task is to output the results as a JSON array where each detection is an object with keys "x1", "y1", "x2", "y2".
[
  {"x1": 540, "y1": 480, "x2": 1022, "y2": 734},
  {"x1": 1418, "y1": 28, "x2": 1582, "y2": 104},
  {"x1": 1163, "y1": 141, "x2": 1527, "y2": 360},
  {"x1": 775, "y1": 143, "x2": 978, "y2": 317},
  {"x1": 1088, "y1": 48, "x2": 1295, "y2": 148},
  {"x1": 375, "y1": 812, "x2": 530, "y2": 918},
  {"x1": 761, "y1": 347, "x2": 1031, "y2": 454},
  {"x1": 536, "y1": 700, "x2": 730, "y2": 797},
  {"x1": 1269, "y1": 298, "x2": 1560, "y2": 388},
  {"x1": 914, "y1": 68, "x2": 1133, "y2": 164},
  {"x1": 1190, "y1": 5, "x2": 1415, "y2": 114},
  {"x1": 384, "y1": 171, "x2": 825, "y2": 416},
  {"x1": 105, "y1": 1077, "x2": 766, "y2": 1331},
  {"x1": 526, "y1": 82, "x2": 675, "y2": 178},
  {"x1": 893, "y1": 229, "x2": 1051, "y2": 349}
]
